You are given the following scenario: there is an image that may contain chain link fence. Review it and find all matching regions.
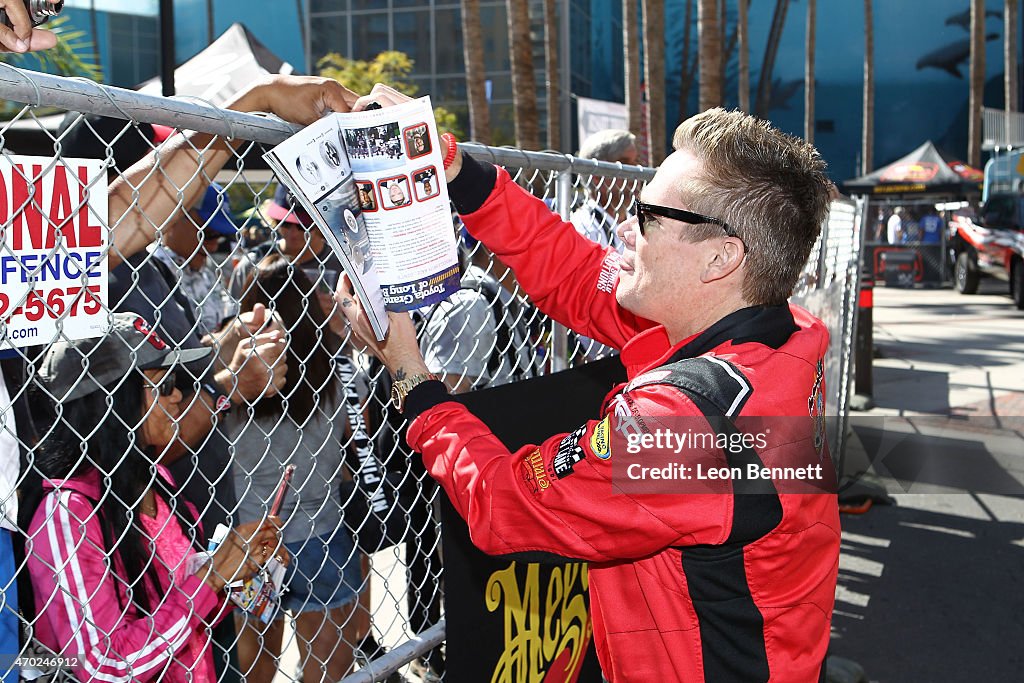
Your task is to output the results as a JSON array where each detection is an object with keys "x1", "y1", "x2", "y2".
[{"x1": 0, "y1": 65, "x2": 863, "y2": 683}]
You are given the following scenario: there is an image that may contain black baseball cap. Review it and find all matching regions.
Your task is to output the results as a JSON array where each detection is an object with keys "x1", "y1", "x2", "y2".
[{"x1": 39, "y1": 313, "x2": 211, "y2": 402}]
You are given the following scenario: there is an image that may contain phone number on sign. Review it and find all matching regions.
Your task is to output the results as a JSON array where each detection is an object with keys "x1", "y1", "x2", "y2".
[{"x1": 0, "y1": 286, "x2": 102, "y2": 322}]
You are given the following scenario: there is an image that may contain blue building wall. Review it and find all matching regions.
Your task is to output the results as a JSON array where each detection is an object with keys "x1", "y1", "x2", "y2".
[
  {"x1": 62, "y1": 0, "x2": 305, "y2": 90},
  {"x1": 178, "y1": 0, "x2": 305, "y2": 73},
  {"x1": 57, "y1": 0, "x2": 1024, "y2": 183},
  {"x1": 660, "y1": 0, "x2": 1020, "y2": 181}
]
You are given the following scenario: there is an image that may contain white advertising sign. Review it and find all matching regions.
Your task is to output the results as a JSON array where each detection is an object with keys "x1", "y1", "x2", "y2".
[{"x1": 1, "y1": 155, "x2": 108, "y2": 350}]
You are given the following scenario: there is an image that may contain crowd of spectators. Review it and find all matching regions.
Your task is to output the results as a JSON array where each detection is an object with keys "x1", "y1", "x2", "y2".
[{"x1": 0, "y1": 71, "x2": 566, "y2": 682}]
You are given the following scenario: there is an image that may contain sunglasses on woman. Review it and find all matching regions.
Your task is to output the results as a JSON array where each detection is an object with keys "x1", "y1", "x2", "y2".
[
  {"x1": 632, "y1": 202, "x2": 746, "y2": 249},
  {"x1": 144, "y1": 371, "x2": 177, "y2": 397}
]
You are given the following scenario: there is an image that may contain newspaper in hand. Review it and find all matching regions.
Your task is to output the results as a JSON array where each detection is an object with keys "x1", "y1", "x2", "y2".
[{"x1": 264, "y1": 96, "x2": 461, "y2": 340}]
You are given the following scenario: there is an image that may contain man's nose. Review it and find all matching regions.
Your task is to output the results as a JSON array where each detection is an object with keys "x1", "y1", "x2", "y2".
[{"x1": 616, "y1": 218, "x2": 636, "y2": 248}]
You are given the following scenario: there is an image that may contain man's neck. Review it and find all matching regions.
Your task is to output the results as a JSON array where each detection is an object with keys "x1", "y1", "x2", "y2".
[{"x1": 664, "y1": 294, "x2": 750, "y2": 346}]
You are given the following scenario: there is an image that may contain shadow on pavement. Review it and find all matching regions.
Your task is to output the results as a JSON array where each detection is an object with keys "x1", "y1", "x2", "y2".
[
  {"x1": 850, "y1": 422, "x2": 1024, "y2": 495},
  {"x1": 870, "y1": 366, "x2": 951, "y2": 413},
  {"x1": 833, "y1": 501, "x2": 1024, "y2": 682}
]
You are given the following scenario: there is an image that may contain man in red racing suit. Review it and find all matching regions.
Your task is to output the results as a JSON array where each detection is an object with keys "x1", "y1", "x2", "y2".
[{"x1": 340, "y1": 94, "x2": 841, "y2": 682}]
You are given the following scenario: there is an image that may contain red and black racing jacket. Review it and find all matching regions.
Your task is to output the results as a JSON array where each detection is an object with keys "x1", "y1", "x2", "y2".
[{"x1": 404, "y1": 156, "x2": 841, "y2": 682}]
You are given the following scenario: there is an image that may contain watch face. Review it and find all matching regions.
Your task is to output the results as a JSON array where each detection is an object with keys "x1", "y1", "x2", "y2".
[{"x1": 390, "y1": 383, "x2": 404, "y2": 410}]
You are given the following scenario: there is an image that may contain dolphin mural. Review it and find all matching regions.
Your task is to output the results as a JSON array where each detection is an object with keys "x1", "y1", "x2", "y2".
[{"x1": 915, "y1": 33, "x2": 999, "y2": 78}]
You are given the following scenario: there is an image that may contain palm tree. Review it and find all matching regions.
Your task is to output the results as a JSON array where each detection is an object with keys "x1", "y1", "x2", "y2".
[
  {"x1": 643, "y1": 0, "x2": 666, "y2": 163},
  {"x1": 543, "y1": 0, "x2": 560, "y2": 150},
  {"x1": 698, "y1": 0, "x2": 722, "y2": 112},
  {"x1": 805, "y1": 0, "x2": 816, "y2": 143},
  {"x1": 969, "y1": 0, "x2": 985, "y2": 167},
  {"x1": 1006, "y1": 0, "x2": 1018, "y2": 130},
  {"x1": 677, "y1": 0, "x2": 695, "y2": 122},
  {"x1": 508, "y1": 0, "x2": 540, "y2": 150},
  {"x1": 624, "y1": 0, "x2": 642, "y2": 145},
  {"x1": 862, "y1": 0, "x2": 874, "y2": 174},
  {"x1": 719, "y1": 0, "x2": 728, "y2": 98},
  {"x1": 738, "y1": 0, "x2": 750, "y2": 111},
  {"x1": 756, "y1": 0, "x2": 790, "y2": 117},
  {"x1": 462, "y1": 0, "x2": 491, "y2": 143}
]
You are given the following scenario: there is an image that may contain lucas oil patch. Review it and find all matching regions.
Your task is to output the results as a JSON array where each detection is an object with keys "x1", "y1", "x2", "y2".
[
  {"x1": 590, "y1": 416, "x2": 611, "y2": 459},
  {"x1": 552, "y1": 424, "x2": 588, "y2": 478}
]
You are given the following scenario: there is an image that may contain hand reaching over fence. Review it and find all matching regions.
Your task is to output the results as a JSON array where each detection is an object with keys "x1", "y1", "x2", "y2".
[
  {"x1": 108, "y1": 75, "x2": 360, "y2": 270},
  {"x1": 236, "y1": 74, "x2": 359, "y2": 126}
]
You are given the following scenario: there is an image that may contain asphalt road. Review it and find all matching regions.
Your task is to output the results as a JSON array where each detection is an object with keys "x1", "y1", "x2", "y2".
[{"x1": 833, "y1": 280, "x2": 1024, "y2": 682}]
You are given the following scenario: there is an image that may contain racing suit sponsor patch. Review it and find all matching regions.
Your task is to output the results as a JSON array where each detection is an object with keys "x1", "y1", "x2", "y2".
[
  {"x1": 590, "y1": 416, "x2": 611, "y2": 459},
  {"x1": 596, "y1": 252, "x2": 621, "y2": 293},
  {"x1": 519, "y1": 448, "x2": 552, "y2": 494},
  {"x1": 553, "y1": 424, "x2": 588, "y2": 478},
  {"x1": 609, "y1": 393, "x2": 649, "y2": 439}
]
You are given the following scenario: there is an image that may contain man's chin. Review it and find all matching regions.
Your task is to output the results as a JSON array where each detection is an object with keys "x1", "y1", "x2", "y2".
[{"x1": 614, "y1": 286, "x2": 636, "y2": 313}]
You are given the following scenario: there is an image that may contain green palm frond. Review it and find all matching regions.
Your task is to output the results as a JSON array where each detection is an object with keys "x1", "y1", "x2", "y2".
[
  {"x1": 1, "y1": 16, "x2": 103, "y2": 117},
  {"x1": 2, "y1": 16, "x2": 103, "y2": 82}
]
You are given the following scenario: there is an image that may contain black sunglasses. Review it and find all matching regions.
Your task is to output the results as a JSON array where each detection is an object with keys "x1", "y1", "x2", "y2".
[
  {"x1": 143, "y1": 371, "x2": 177, "y2": 397},
  {"x1": 632, "y1": 201, "x2": 744, "y2": 246}
]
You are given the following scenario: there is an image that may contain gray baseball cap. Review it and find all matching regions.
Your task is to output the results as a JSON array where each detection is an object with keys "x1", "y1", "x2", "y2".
[{"x1": 39, "y1": 313, "x2": 212, "y2": 402}]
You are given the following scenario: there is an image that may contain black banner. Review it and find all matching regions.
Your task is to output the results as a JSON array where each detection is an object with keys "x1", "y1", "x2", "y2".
[{"x1": 442, "y1": 356, "x2": 627, "y2": 683}]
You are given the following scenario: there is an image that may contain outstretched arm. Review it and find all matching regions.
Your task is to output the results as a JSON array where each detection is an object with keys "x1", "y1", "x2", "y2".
[{"x1": 108, "y1": 76, "x2": 358, "y2": 268}]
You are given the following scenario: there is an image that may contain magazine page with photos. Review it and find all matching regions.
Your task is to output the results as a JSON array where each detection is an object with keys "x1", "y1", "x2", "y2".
[
  {"x1": 264, "y1": 96, "x2": 460, "y2": 341},
  {"x1": 264, "y1": 116, "x2": 389, "y2": 339}
]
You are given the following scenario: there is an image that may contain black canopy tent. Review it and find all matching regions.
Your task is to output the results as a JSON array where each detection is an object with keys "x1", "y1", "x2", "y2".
[
  {"x1": 844, "y1": 141, "x2": 982, "y2": 286},
  {"x1": 843, "y1": 140, "x2": 983, "y2": 196}
]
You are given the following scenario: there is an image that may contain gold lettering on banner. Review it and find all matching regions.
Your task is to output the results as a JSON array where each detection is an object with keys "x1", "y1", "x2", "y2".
[{"x1": 486, "y1": 562, "x2": 592, "y2": 683}]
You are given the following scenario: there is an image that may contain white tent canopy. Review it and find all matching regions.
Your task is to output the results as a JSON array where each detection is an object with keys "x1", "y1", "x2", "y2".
[{"x1": 136, "y1": 23, "x2": 293, "y2": 105}]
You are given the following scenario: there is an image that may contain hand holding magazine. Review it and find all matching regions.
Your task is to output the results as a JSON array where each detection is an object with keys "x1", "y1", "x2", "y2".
[{"x1": 264, "y1": 97, "x2": 460, "y2": 340}]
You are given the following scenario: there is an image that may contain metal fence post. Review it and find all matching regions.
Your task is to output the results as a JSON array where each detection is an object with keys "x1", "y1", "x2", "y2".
[{"x1": 550, "y1": 167, "x2": 574, "y2": 372}]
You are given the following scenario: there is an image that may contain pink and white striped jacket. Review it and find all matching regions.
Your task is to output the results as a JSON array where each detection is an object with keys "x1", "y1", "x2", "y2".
[{"x1": 26, "y1": 468, "x2": 226, "y2": 682}]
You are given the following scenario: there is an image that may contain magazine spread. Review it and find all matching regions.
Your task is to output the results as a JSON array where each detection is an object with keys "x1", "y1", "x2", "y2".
[{"x1": 264, "y1": 97, "x2": 460, "y2": 340}]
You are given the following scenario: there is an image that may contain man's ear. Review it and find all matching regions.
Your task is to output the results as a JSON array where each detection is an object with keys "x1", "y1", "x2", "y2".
[{"x1": 699, "y1": 238, "x2": 745, "y2": 284}]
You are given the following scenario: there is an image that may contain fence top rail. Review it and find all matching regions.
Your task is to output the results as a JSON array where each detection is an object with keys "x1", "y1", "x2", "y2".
[
  {"x1": 0, "y1": 64, "x2": 297, "y2": 144},
  {"x1": 0, "y1": 65, "x2": 657, "y2": 180}
]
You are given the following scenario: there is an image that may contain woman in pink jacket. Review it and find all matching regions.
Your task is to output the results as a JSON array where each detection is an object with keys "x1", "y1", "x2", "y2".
[{"x1": 22, "y1": 313, "x2": 285, "y2": 683}]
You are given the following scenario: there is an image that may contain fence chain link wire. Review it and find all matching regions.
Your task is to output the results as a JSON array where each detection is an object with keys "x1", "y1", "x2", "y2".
[{"x1": 0, "y1": 66, "x2": 862, "y2": 683}]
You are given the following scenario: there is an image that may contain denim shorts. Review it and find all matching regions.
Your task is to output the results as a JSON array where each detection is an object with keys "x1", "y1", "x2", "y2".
[{"x1": 282, "y1": 530, "x2": 362, "y2": 613}]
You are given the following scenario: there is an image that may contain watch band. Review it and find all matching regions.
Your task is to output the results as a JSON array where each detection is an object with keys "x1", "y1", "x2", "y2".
[
  {"x1": 201, "y1": 380, "x2": 233, "y2": 414},
  {"x1": 391, "y1": 373, "x2": 440, "y2": 412}
]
